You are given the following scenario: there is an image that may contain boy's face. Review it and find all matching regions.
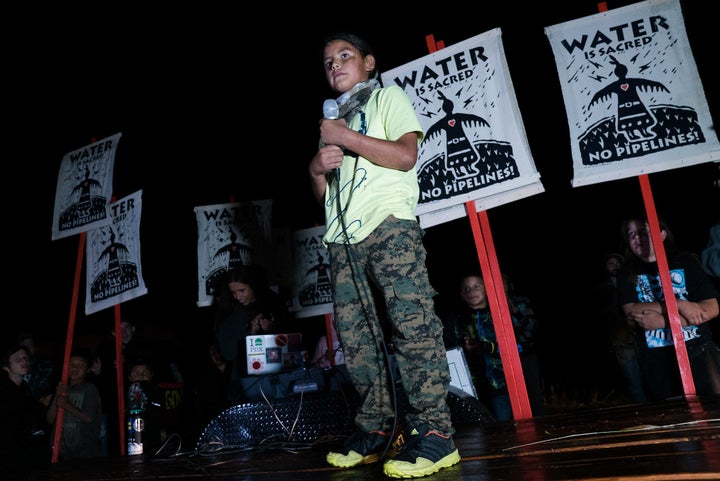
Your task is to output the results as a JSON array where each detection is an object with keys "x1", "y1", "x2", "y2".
[
  {"x1": 129, "y1": 364, "x2": 153, "y2": 382},
  {"x1": 460, "y1": 276, "x2": 487, "y2": 309},
  {"x1": 68, "y1": 356, "x2": 89, "y2": 384},
  {"x1": 323, "y1": 39, "x2": 375, "y2": 94},
  {"x1": 4, "y1": 348, "x2": 30, "y2": 378}
]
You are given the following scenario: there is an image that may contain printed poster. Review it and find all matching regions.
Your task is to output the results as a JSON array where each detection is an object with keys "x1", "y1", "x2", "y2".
[
  {"x1": 52, "y1": 133, "x2": 121, "y2": 240},
  {"x1": 289, "y1": 225, "x2": 333, "y2": 319},
  {"x1": 85, "y1": 190, "x2": 147, "y2": 315},
  {"x1": 382, "y1": 28, "x2": 544, "y2": 228},
  {"x1": 545, "y1": 0, "x2": 720, "y2": 187},
  {"x1": 194, "y1": 199, "x2": 273, "y2": 307}
]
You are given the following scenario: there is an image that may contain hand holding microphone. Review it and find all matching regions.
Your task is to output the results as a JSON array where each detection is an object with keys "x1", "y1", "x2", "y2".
[{"x1": 322, "y1": 98, "x2": 342, "y2": 181}]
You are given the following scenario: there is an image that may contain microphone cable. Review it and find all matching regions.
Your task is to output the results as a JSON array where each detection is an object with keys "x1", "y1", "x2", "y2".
[{"x1": 332, "y1": 111, "x2": 403, "y2": 460}]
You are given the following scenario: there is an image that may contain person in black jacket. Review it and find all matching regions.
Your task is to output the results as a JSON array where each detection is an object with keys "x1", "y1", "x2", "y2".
[
  {"x1": 214, "y1": 265, "x2": 291, "y2": 402},
  {"x1": 0, "y1": 343, "x2": 51, "y2": 473}
]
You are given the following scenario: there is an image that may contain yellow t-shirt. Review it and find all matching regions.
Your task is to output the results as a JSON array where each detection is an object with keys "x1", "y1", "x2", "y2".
[{"x1": 323, "y1": 85, "x2": 424, "y2": 245}]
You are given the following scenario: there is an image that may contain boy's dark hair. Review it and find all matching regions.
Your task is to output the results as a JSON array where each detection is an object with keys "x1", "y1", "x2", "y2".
[
  {"x1": 323, "y1": 33, "x2": 379, "y2": 79},
  {"x1": 69, "y1": 347, "x2": 93, "y2": 367},
  {"x1": 1, "y1": 344, "x2": 30, "y2": 368},
  {"x1": 128, "y1": 357, "x2": 155, "y2": 374}
]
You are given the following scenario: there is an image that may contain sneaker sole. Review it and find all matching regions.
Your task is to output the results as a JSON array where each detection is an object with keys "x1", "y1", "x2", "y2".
[
  {"x1": 382, "y1": 449, "x2": 461, "y2": 478},
  {"x1": 326, "y1": 450, "x2": 382, "y2": 468}
]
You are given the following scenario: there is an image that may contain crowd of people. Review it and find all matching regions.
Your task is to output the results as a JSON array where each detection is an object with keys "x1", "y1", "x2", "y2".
[
  {"x1": 0, "y1": 262, "x2": 349, "y2": 470},
  {"x1": 6, "y1": 199, "x2": 717, "y2": 475}
]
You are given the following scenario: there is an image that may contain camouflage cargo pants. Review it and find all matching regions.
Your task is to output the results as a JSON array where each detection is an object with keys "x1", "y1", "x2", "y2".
[{"x1": 328, "y1": 215, "x2": 454, "y2": 435}]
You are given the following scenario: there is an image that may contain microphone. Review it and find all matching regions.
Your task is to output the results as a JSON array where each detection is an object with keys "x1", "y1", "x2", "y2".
[
  {"x1": 322, "y1": 99, "x2": 341, "y2": 181},
  {"x1": 322, "y1": 98, "x2": 339, "y2": 120}
]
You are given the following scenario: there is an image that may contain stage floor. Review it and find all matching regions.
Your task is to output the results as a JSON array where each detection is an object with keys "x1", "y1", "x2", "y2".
[{"x1": 22, "y1": 394, "x2": 720, "y2": 481}]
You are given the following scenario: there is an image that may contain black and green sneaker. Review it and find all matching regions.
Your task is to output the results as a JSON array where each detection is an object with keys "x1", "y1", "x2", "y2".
[
  {"x1": 326, "y1": 429, "x2": 396, "y2": 468},
  {"x1": 383, "y1": 424, "x2": 460, "y2": 478}
]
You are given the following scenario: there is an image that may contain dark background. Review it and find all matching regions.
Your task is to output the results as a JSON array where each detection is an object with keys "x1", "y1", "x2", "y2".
[{"x1": 7, "y1": 1, "x2": 718, "y2": 398}]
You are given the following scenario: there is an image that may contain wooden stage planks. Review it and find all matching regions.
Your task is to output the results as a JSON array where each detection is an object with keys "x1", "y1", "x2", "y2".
[{"x1": 24, "y1": 395, "x2": 720, "y2": 481}]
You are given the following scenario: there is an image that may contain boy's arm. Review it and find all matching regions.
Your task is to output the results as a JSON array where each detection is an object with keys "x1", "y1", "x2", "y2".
[{"x1": 322, "y1": 120, "x2": 419, "y2": 172}]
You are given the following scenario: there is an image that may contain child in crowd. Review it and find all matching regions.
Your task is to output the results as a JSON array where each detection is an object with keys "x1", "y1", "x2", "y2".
[
  {"x1": 126, "y1": 358, "x2": 164, "y2": 454},
  {"x1": 46, "y1": 349, "x2": 104, "y2": 461},
  {"x1": 616, "y1": 215, "x2": 720, "y2": 400}
]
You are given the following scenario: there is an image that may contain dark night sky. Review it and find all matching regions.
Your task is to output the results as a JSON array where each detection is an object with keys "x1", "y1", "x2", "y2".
[{"x1": 8, "y1": 1, "x2": 718, "y2": 390}]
